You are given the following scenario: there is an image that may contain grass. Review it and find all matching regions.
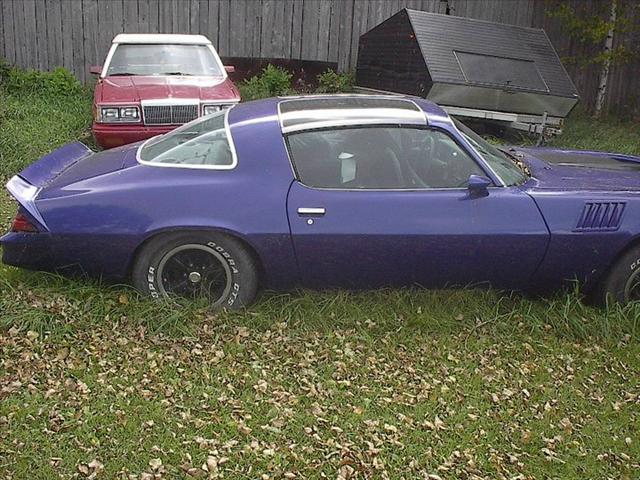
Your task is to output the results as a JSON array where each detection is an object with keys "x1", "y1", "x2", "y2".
[
  {"x1": 0, "y1": 89, "x2": 639, "y2": 479},
  {"x1": 548, "y1": 111, "x2": 640, "y2": 155}
]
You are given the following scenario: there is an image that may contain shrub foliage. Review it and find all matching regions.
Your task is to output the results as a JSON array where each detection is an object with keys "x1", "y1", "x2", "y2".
[
  {"x1": 0, "y1": 59, "x2": 82, "y2": 97},
  {"x1": 238, "y1": 64, "x2": 293, "y2": 101},
  {"x1": 316, "y1": 69, "x2": 354, "y2": 93}
]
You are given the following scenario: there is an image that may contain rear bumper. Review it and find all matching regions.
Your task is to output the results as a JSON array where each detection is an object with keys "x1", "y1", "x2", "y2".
[
  {"x1": 1, "y1": 231, "x2": 136, "y2": 280},
  {"x1": 92, "y1": 123, "x2": 176, "y2": 149},
  {"x1": 1, "y1": 232, "x2": 55, "y2": 271}
]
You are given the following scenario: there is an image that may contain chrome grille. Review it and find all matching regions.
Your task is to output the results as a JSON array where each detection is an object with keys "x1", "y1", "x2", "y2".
[{"x1": 143, "y1": 104, "x2": 199, "y2": 125}]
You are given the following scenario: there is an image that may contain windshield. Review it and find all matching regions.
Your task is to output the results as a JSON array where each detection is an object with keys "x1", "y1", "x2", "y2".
[
  {"x1": 138, "y1": 110, "x2": 235, "y2": 168},
  {"x1": 106, "y1": 44, "x2": 223, "y2": 76},
  {"x1": 453, "y1": 118, "x2": 528, "y2": 186}
]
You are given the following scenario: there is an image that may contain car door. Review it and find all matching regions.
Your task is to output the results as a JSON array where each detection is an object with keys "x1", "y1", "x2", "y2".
[{"x1": 285, "y1": 125, "x2": 550, "y2": 290}]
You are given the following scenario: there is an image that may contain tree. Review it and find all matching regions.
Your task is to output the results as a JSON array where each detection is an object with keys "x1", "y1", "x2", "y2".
[{"x1": 548, "y1": 0, "x2": 639, "y2": 117}]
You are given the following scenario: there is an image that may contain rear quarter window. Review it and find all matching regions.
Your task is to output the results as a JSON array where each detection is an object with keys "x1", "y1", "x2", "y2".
[{"x1": 138, "y1": 110, "x2": 237, "y2": 169}]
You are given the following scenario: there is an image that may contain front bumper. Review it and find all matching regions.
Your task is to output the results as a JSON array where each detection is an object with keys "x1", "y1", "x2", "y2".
[{"x1": 92, "y1": 123, "x2": 176, "y2": 149}]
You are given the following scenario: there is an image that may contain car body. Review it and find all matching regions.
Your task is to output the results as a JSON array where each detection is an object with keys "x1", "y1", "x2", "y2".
[
  {"x1": 3, "y1": 95, "x2": 640, "y2": 308},
  {"x1": 92, "y1": 34, "x2": 240, "y2": 149}
]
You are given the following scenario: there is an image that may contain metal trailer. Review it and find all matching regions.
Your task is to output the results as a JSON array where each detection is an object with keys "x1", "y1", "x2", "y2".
[{"x1": 355, "y1": 9, "x2": 580, "y2": 142}]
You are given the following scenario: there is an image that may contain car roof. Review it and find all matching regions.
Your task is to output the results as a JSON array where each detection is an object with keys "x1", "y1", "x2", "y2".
[
  {"x1": 112, "y1": 34, "x2": 212, "y2": 45},
  {"x1": 228, "y1": 95, "x2": 451, "y2": 134}
]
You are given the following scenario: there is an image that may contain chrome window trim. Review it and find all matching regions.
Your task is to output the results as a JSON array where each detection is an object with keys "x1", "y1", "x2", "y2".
[
  {"x1": 294, "y1": 182, "x2": 507, "y2": 193},
  {"x1": 136, "y1": 107, "x2": 238, "y2": 170}
]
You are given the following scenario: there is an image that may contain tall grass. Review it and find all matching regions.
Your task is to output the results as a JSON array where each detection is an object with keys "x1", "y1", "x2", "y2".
[{"x1": 548, "y1": 110, "x2": 640, "y2": 155}]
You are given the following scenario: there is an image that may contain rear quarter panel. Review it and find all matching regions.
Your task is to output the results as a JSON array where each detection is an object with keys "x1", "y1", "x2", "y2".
[{"x1": 33, "y1": 103, "x2": 298, "y2": 288}]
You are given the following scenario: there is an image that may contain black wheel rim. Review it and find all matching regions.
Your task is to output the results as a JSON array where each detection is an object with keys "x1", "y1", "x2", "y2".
[
  {"x1": 624, "y1": 269, "x2": 640, "y2": 303},
  {"x1": 157, "y1": 244, "x2": 232, "y2": 306}
]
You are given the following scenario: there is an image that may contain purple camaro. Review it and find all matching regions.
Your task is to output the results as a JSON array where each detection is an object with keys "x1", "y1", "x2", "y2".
[{"x1": 2, "y1": 95, "x2": 640, "y2": 308}]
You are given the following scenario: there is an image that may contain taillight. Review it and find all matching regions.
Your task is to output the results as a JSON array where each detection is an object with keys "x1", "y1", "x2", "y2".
[{"x1": 11, "y1": 213, "x2": 39, "y2": 233}]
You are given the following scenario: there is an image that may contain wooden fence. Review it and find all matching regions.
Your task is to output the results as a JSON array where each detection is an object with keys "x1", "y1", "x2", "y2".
[{"x1": 1, "y1": 0, "x2": 639, "y2": 115}]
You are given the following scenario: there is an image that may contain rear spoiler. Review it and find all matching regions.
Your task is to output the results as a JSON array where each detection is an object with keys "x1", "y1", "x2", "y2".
[
  {"x1": 6, "y1": 142, "x2": 94, "y2": 231},
  {"x1": 19, "y1": 142, "x2": 93, "y2": 188}
]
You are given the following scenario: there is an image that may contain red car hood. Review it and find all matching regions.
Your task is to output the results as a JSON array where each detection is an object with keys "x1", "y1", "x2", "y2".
[{"x1": 96, "y1": 75, "x2": 240, "y2": 103}]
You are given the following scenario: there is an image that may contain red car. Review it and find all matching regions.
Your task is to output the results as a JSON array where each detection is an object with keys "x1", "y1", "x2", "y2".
[{"x1": 91, "y1": 34, "x2": 240, "y2": 149}]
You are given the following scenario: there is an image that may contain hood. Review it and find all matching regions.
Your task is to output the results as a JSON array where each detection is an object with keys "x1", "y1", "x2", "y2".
[
  {"x1": 96, "y1": 75, "x2": 240, "y2": 103},
  {"x1": 518, "y1": 147, "x2": 640, "y2": 192}
]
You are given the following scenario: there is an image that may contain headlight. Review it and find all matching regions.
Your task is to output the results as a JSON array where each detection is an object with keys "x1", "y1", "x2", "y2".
[
  {"x1": 97, "y1": 105, "x2": 141, "y2": 123},
  {"x1": 202, "y1": 105, "x2": 225, "y2": 116}
]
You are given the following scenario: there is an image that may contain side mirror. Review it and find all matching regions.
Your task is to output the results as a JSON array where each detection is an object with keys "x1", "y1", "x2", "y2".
[
  {"x1": 224, "y1": 65, "x2": 235, "y2": 74},
  {"x1": 467, "y1": 175, "x2": 492, "y2": 196},
  {"x1": 90, "y1": 65, "x2": 103, "y2": 75}
]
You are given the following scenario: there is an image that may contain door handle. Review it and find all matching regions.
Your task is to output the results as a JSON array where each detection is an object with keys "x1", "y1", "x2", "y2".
[{"x1": 297, "y1": 207, "x2": 326, "y2": 216}]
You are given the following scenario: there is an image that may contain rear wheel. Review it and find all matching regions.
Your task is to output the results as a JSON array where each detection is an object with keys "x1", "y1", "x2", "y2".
[
  {"x1": 132, "y1": 232, "x2": 259, "y2": 309},
  {"x1": 596, "y1": 246, "x2": 640, "y2": 305}
]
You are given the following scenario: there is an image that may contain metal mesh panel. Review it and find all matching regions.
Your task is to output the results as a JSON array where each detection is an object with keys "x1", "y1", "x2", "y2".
[
  {"x1": 143, "y1": 104, "x2": 199, "y2": 125},
  {"x1": 172, "y1": 105, "x2": 199, "y2": 124}
]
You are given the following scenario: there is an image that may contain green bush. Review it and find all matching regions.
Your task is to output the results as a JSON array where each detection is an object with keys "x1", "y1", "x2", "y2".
[
  {"x1": 316, "y1": 69, "x2": 354, "y2": 93},
  {"x1": 239, "y1": 64, "x2": 293, "y2": 101},
  {"x1": 0, "y1": 58, "x2": 10, "y2": 85},
  {"x1": 0, "y1": 61, "x2": 82, "y2": 97}
]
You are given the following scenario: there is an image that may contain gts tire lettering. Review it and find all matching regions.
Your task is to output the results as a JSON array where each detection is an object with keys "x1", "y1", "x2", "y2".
[
  {"x1": 632, "y1": 258, "x2": 640, "y2": 271},
  {"x1": 227, "y1": 283, "x2": 240, "y2": 307}
]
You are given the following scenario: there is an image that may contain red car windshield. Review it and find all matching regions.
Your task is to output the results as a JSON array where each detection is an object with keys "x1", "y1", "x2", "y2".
[{"x1": 106, "y1": 44, "x2": 223, "y2": 77}]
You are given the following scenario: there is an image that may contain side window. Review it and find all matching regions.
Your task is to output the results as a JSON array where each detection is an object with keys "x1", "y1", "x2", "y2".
[
  {"x1": 402, "y1": 128, "x2": 487, "y2": 188},
  {"x1": 287, "y1": 127, "x2": 487, "y2": 189}
]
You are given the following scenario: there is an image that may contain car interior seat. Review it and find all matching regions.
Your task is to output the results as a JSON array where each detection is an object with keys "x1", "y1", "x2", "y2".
[
  {"x1": 343, "y1": 129, "x2": 404, "y2": 188},
  {"x1": 288, "y1": 133, "x2": 341, "y2": 188}
]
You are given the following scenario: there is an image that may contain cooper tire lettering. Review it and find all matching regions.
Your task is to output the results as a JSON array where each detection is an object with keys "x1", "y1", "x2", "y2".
[{"x1": 147, "y1": 266, "x2": 155, "y2": 283}]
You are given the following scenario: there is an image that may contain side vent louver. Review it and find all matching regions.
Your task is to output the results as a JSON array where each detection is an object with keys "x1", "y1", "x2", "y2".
[{"x1": 575, "y1": 202, "x2": 626, "y2": 232}]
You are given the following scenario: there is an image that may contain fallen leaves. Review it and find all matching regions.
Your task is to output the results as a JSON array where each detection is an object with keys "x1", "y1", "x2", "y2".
[
  {"x1": 77, "y1": 459, "x2": 104, "y2": 478},
  {"x1": 1, "y1": 315, "x2": 638, "y2": 479}
]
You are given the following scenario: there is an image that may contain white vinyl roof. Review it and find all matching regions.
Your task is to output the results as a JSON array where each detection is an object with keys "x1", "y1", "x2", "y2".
[
  {"x1": 278, "y1": 96, "x2": 427, "y2": 133},
  {"x1": 112, "y1": 34, "x2": 212, "y2": 45}
]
